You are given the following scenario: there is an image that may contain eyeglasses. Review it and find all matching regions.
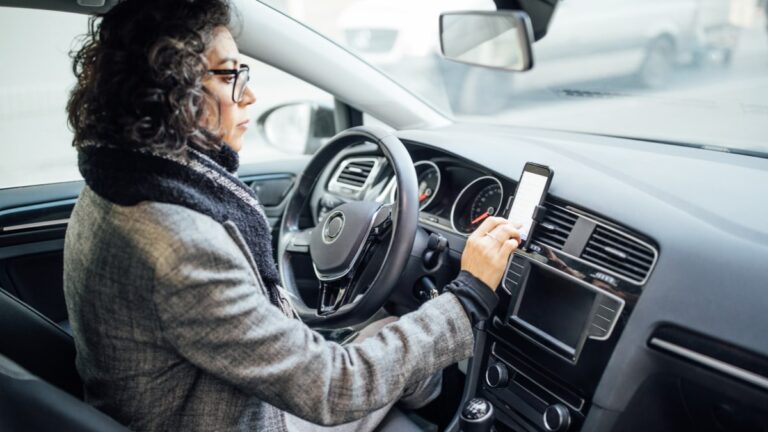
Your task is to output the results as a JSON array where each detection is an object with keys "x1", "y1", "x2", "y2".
[{"x1": 207, "y1": 64, "x2": 250, "y2": 103}]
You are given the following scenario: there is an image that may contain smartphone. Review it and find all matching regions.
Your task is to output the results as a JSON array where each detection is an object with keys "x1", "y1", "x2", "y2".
[{"x1": 506, "y1": 163, "x2": 554, "y2": 244}]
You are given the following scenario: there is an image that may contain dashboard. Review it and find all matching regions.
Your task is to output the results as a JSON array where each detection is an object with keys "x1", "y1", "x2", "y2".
[
  {"x1": 315, "y1": 142, "x2": 659, "y2": 430},
  {"x1": 304, "y1": 123, "x2": 768, "y2": 432},
  {"x1": 316, "y1": 150, "x2": 521, "y2": 240}
]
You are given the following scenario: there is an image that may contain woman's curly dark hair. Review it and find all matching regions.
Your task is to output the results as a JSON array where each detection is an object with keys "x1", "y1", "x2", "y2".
[{"x1": 67, "y1": 0, "x2": 231, "y2": 154}]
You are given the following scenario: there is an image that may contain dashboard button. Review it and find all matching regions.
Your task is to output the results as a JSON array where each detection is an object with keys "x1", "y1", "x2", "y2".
[
  {"x1": 543, "y1": 404, "x2": 571, "y2": 431},
  {"x1": 485, "y1": 363, "x2": 510, "y2": 388}
]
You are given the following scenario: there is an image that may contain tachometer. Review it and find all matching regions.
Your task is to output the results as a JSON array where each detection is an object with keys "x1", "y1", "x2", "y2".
[
  {"x1": 451, "y1": 176, "x2": 504, "y2": 235},
  {"x1": 415, "y1": 161, "x2": 440, "y2": 210},
  {"x1": 388, "y1": 160, "x2": 441, "y2": 211}
]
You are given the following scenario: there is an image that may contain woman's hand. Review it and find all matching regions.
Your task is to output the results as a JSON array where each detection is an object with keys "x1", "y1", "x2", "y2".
[{"x1": 461, "y1": 217, "x2": 522, "y2": 290}]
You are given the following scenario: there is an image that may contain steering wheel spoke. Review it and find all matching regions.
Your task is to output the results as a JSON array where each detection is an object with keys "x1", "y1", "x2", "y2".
[
  {"x1": 283, "y1": 228, "x2": 313, "y2": 254},
  {"x1": 371, "y1": 204, "x2": 394, "y2": 237},
  {"x1": 317, "y1": 278, "x2": 350, "y2": 315},
  {"x1": 316, "y1": 210, "x2": 392, "y2": 315}
]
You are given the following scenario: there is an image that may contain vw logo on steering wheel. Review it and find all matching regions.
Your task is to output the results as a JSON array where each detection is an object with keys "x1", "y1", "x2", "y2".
[{"x1": 322, "y1": 211, "x2": 345, "y2": 244}]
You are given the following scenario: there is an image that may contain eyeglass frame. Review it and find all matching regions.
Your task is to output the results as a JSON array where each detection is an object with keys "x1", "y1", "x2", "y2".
[{"x1": 207, "y1": 64, "x2": 250, "y2": 103}]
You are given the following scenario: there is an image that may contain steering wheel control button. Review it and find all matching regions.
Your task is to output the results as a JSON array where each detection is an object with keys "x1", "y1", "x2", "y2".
[
  {"x1": 543, "y1": 404, "x2": 571, "y2": 432},
  {"x1": 485, "y1": 363, "x2": 510, "y2": 388}
]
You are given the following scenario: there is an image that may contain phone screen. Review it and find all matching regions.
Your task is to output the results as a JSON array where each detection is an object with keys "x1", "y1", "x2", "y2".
[{"x1": 507, "y1": 168, "x2": 550, "y2": 241}]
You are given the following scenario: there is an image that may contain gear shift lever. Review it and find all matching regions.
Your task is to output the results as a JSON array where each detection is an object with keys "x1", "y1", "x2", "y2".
[{"x1": 460, "y1": 398, "x2": 495, "y2": 432}]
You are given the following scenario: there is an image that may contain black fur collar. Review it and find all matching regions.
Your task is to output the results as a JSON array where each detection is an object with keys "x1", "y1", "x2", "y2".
[
  {"x1": 205, "y1": 143, "x2": 240, "y2": 173},
  {"x1": 78, "y1": 144, "x2": 282, "y2": 293}
]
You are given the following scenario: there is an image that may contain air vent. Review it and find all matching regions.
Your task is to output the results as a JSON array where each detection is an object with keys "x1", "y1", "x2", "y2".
[
  {"x1": 582, "y1": 226, "x2": 655, "y2": 283},
  {"x1": 335, "y1": 159, "x2": 376, "y2": 189},
  {"x1": 532, "y1": 204, "x2": 577, "y2": 250}
]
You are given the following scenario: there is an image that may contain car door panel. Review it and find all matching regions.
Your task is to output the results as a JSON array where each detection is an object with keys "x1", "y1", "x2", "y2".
[
  {"x1": 241, "y1": 174, "x2": 296, "y2": 225},
  {"x1": 0, "y1": 157, "x2": 310, "y2": 324}
]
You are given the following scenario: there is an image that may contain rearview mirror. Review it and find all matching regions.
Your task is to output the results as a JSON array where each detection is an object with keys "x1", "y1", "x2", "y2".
[{"x1": 439, "y1": 11, "x2": 534, "y2": 72}]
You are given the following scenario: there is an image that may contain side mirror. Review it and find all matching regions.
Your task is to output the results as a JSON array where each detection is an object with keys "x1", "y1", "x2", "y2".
[
  {"x1": 257, "y1": 102, "x2": 335, "y2": 155},
  {"x1": 439, "y1": 11, "x2": 535, "y2": 72}
]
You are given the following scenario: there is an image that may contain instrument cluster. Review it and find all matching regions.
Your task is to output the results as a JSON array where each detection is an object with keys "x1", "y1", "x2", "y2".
[{"x1": 380, "y1": 158, "x2": 512, "y2": 237}]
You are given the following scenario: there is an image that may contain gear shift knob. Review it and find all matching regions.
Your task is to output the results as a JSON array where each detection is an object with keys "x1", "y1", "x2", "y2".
[{"x1": 460, "y1": 397, "x2": 495, "y2": 432}]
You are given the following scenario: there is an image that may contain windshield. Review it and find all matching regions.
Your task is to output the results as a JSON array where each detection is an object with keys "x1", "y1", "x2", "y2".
[{"x1": 266, "y1": 0, "x2": 768, "y2": 157}]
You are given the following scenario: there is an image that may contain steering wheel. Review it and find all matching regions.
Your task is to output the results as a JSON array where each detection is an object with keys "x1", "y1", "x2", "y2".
[{"x1": 277, "y1": 126, "x2": 419, "y2": 328}]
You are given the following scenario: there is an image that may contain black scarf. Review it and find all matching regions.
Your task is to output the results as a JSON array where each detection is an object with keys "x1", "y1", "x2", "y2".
[{"x1": 78, "y1": 143, "x2": 284, "y2": 303}]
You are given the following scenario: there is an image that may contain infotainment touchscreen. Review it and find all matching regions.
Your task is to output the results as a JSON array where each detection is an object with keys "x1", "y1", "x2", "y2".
[{"x1": 514, "y1": 264, "x2": 596, "y2": 352}]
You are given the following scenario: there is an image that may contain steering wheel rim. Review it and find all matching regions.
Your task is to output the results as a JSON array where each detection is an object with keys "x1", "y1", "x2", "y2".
[{"x1": 278, "y1": 126, "x2": 418, "y2": 327}]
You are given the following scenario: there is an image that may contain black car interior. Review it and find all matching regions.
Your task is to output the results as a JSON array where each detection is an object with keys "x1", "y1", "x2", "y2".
[
  {"x1": 2, "y1": 1, "x2": 768, "y2": 432},
  {"x1": 3, "y1": 126, "x2": 768, "y2": 431},
  {"x1": 0, "y1": 353, "x2": 127, "y2": 431},
  {"x1": 0, "y1": 287, "x2": 80, "y2": 397},
  {"x1": 0, "y1": 287, "x2": 127, "y2": 431}
]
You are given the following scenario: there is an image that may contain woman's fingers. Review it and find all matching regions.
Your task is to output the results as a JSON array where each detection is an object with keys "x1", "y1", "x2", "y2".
[
  {"x1": 473, "y1": 216, "x2": 508, "y2": 236},
  {"x1": 488, "y1": 223, "x2": 522, "y2": 243},
  {"x1": 500, "y1": 238, "x2": 519, "y2": 256},
  {"x1": 460, "y1": 219, "x2": 522, "y2": 290}
]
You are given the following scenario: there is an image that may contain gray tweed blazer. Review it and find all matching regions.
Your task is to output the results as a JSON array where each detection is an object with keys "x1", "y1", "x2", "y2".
[{"x1": 63, "y1": 187, "x2": 475, "y2": 432}]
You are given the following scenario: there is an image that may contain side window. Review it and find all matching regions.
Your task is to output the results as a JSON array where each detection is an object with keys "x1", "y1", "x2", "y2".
[
  {"x1": 240, "y1": 57, "x2": 395, "y2": 154},
  {"x1": 238, "y1": 56, "x2": 335, "y2": 164},
  {"x1": 0, "y1": 8, "x2": 336, "y2": 189},
  {"x1": 0, "y1": 7, "x2": 87, "y2": 189}
]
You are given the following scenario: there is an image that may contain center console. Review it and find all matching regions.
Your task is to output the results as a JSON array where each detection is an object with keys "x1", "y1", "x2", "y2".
[{"x1": 461, "y1": 205, "x2": 657, "y2": 432}]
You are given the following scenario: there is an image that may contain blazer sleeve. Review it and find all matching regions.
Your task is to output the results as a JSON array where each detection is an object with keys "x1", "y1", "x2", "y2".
[{"x1": 151, "y1": 221, "x2": 475, "y2": 426}]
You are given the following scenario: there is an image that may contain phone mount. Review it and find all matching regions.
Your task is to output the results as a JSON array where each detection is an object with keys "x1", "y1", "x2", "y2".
[{"x1": 523, "y1": 204, "x2": 548, "y2": 252}]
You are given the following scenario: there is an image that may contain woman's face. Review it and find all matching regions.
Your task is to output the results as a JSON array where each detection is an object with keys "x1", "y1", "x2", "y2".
[{"x1": 202, "y1": 26, "x2": 256, "y2": 152}]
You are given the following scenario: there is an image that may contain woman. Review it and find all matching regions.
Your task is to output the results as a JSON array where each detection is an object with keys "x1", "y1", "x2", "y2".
[{"x1": 63, "y1": 1, "x2": 521, "y2": 431}]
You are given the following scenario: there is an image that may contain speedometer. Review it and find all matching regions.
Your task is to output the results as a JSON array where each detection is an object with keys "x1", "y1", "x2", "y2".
[
  {"x1": 451, "y1": 176, "x2": 504, "y2": 235},
  {"x1": 470, "y1": 183, "x2": 504, "y2": 226}
]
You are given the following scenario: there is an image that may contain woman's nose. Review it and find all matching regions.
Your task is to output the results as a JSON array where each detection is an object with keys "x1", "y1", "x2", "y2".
[{"x1": 240, "y1": 85, "x2": 256, "y2": 106}]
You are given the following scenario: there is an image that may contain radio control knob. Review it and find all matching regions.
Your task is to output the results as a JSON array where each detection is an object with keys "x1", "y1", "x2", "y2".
[
  {"x1": 543, "y1": 404, "x2": 571, "y2": 432},
  {"x1": 485, "y1": 363, "x2": 509, "y2": 388}
]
